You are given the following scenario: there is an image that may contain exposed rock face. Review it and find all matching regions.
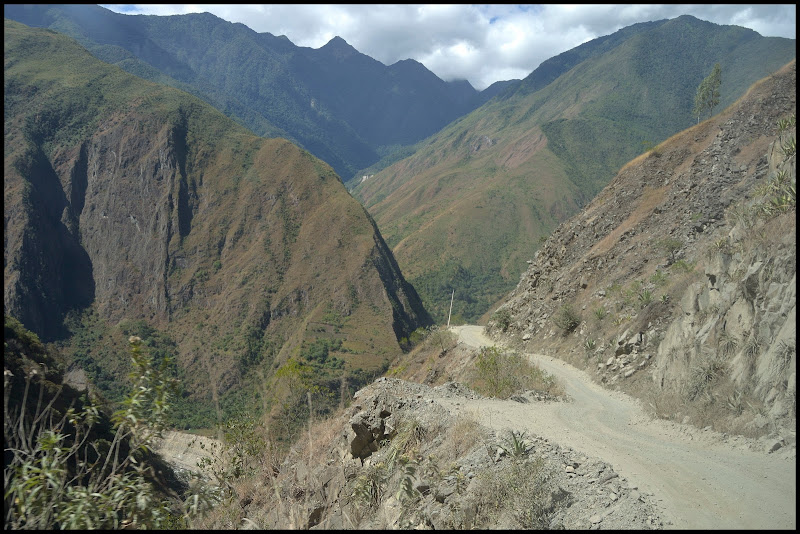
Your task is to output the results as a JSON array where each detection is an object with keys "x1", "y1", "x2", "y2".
[
  {"x1": 653, "y1": 120, "x2": 796, "y2": 422},
  {"x1": 252, "y1": 378, "x2": 662, "y2": 530},
  {"x1": 4, "y1": 21, "x2": 431, "y2": 403},
  {"x1": 488, "y1": 60, "x2": 796, "y2": 437},
  {"x1": 4, "y1": 140, "x2": 95, "y2": 340},
  {"x1": 62, "y1": 115, "x2": 183, "y2": 325}
]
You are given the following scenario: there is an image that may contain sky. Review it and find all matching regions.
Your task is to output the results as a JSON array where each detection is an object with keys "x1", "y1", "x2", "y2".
[{"x1": 102, "y1": 4, "x2": 796, "y2": 91}]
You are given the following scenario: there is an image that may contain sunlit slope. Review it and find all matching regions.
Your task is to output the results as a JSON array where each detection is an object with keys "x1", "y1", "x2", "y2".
[
  {"x1": 4, "y1": 19, "x2": 431, "y2": 428},
  {"x1": 353, "y1": 15, "x2": 796, "y2": 323}
]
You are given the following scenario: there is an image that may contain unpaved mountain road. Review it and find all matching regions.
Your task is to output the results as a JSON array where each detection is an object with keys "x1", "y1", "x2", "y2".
[{"x1": 445, "y1": 325, "x2": 796, "y2": 530}]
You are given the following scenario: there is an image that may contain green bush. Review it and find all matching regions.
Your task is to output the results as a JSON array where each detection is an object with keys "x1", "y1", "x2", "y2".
[
  {"x1": 424, "y1": 325, "x2": 458, "y2": 354},
  {"x1": 657, "y1": 237, "x2": 683, "y2": 260},
  {"x1": 491, "y1": 309, "x2": 513, "y2": 332},
  {"x1": 471, "y1": 346, "x2": 559, "y2": 399},
  {"x1": 4, "y1": 336, "x2": 211, "y2": 529},
  {"x1": 552, "y1": 305, "x2": 580, "y2": 334}
]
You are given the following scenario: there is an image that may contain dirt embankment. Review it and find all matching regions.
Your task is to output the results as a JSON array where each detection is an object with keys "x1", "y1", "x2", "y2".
[{"x1": 154, "y1": 431, "x2": 220, "y2": 478}]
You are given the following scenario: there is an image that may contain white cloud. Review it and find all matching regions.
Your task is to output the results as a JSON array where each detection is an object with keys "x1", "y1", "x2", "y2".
[{"x1": 101, "y1": 4, "x2": 796, "y2": 90}]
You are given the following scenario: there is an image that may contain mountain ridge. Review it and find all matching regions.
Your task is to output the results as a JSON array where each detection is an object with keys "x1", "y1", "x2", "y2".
[
  {"x1": 3, "y1": 4, "x2": 510, "y2": 181},
  {"x1": 488, "y1": 59, "x2": 796, "y2": 442},
  {"x1": 352, "y1": 14, "x2": 796, "y2": 324},
  {"x1": 4, "y1": 18, "x2": 431, "y2": 433}
]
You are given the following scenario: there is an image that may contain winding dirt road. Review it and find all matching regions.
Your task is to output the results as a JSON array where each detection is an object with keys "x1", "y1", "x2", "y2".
[{"x1": 445, "y1": 325, "x2": 796, "y2": 530}]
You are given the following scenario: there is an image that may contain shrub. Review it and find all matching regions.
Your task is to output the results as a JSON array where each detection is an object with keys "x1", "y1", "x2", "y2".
[
  {"x1": 657, "y1": 237, "x2": 683, "y2": 260},
  {"x1": 4, "y1": 336, "x2": 209, "y2": 529},
  {"x1": 439, "y1": 414, "x2": 486, "y2": 462},
  {"x1": 671, "y1": 259, "x2": 696, "y2": 273},
  {"x1": 491, "y1": 308, "x2": 513, "y2": 332},
  {"x1": 649, "y1": 270, "x2": 669, "y2": 287},
  {"x1": 471, "y1": 347, "x2": 560, "y2": 399},
  {"x1": 552, "y1": 305, "x2": 580, "y2": 334},
  {"x1": 424, "y1": 325, "x2": 457, "y2": 354},
  {"x1": 470, "y1": 455, "x2": 558, "y2": 529},
  {"x1": 352, "y1": 461, "x2": 391, "y2": 510}
]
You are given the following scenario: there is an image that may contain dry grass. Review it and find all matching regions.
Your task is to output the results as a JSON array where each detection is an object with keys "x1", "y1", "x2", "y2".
[
  {"x1": 469, "y1": 346, "x2": 564, "y2": 399},
  {"x1": 469, "y1": 456, "x2": 558, "y2": 529},
  {"x1": 588, "y1": 185, "x2": 668, "y2": 258},
  {"x1": 434, "y1": 413, "x2": 488, "y2": 465}
]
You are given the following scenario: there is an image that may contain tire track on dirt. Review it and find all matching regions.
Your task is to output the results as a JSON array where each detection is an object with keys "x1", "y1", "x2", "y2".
[{"x1": 445, "y1": 325, "x2": 796, "y2": 529}]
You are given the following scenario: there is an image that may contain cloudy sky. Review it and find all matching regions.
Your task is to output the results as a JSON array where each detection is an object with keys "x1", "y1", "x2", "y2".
[{"x1": 102, "y1": 4, "x2": 796, "y2": 90}]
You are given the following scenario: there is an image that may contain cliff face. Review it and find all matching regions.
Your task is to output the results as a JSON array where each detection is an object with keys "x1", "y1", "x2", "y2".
[
  {"x1": 4, "y1": 21, "x2": 431, "y2": 414},
  {"x1": 488, "y1": 61, "x2": 796, "y2": 438},
  {"x1": 654, "y1": 123, "x2": 796, "y2": 423}
]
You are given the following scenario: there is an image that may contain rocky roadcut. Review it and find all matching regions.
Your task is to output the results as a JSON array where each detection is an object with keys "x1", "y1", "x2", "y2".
[
  {"x1": 449, "y1": 325, "x2": 796, "y2": 529},
  {"x1": 359, "y1": 377, "x2": 664, "y2": 529}
]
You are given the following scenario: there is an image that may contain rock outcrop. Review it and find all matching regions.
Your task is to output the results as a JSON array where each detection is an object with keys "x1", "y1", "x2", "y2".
[
  {"x1": 488, "y1": 60, "x2": 796, "y2": 439},
  {"x1": 4, "y1": 20, "x2": 431, "y2": 409},
  {"x1": 245, "y1": 378, "x2": 663, "y2": 529}
]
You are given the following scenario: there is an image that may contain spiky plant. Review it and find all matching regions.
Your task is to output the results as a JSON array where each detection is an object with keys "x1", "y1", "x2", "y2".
[{"x1": 718, "y1": 330, "x2": 739, "y2": 358}]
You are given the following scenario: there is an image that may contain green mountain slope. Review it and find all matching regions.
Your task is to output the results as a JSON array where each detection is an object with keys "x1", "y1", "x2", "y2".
[
  {"x1": 4, "y1": 19, "x2": 431, "y2": 434},
  {"x1": 353, "y1": 15, "x2": 796, "y2": 323},
  {"x1": 489, "y1": 59, "x2": 796, "y2": 443},
  {"x1": 4, "y1": 4, "x2": 506, "y2": 182}
]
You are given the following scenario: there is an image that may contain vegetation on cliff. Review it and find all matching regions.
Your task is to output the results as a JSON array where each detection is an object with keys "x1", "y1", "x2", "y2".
[{"x1": 4, "y1": 19, "x2": 430, "y2": 442}]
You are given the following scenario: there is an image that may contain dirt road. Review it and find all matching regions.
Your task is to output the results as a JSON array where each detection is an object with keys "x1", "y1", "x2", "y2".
[{"x1": 445, "y1": 325, "x2": 796, "y2": 530}]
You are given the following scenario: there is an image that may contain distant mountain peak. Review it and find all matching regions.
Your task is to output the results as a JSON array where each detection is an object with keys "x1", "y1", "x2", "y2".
[
  {"x1": 447, "y1": 78, "x2": 475, "y2": 90},
  {"x1": 321, "y1": 35, "x2": 357, "y2": 55},
  {"x1": 392, "y1": 58, "x2": 424, "y2": 67}
]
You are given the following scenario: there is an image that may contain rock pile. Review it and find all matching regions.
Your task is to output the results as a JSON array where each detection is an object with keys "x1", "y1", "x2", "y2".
[{"x1": 262, "y1": 377, "x2": 663, "y2": 529}]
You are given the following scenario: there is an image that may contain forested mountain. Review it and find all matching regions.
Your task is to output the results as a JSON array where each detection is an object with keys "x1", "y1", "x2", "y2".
[
  {"x1": 4, "y1": 4, "x2": 509, "y2": 181},
  {"x1": 4, "y1": 19, "x2": 431, "y2": 435},
  {"x1": 352, "y1": 15, "x2": 796, "y2": 323}
]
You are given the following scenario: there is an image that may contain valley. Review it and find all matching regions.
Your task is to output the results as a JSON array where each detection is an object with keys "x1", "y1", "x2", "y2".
[
  {"x1": 352, "y1": 15, "x2": 796, "y2": 323},
  {"x1": 3, "y1": 6, "x2": 795, "y2": 530}
]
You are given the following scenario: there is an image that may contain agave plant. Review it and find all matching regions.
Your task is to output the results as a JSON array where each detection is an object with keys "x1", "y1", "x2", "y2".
[
  {"x1": 776, "y1": 113, "x2": 796, "y2": 132},
  {"x1": 497, "y1": 430, "x2": 531, "y2": 459},
  {"x1": 781, "y1": 135, "x2": 796, "y2": 157},
  {"x1": 718, "y1": 330, "x2": 739, "y2": 357}
]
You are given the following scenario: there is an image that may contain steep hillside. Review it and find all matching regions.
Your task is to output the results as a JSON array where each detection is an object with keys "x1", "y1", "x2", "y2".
[
  {"x1": 4, "y1": 4, "x2": 505, "y2": 182},
  {"x1": 353, "y1": 15, "x2": 796, "y2": 324},
  {"x1": 4, "y1": 19, "x2": 431, "y2": 434},
  {"x1": 487, "y1": 60, "x2": 796, "y2": 440}
]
